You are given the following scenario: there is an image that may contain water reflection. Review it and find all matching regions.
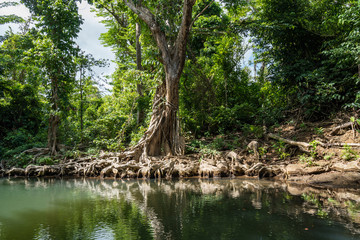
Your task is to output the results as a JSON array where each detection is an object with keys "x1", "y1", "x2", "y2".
[
  {"x1": 0, "y1": 178, "x2": 153, "y2": 240},
  {"x1": 0, "y1": 178, "x2": 360, "y2": 240}
]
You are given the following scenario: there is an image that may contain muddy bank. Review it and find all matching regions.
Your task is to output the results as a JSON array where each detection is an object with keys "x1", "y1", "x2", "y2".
[{"x1": 1, "y1": 150, "x2": 360, "y2": 189}]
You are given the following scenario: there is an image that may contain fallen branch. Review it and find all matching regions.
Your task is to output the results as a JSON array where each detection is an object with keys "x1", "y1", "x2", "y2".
[
  {"x1": 326, "y1": 143, "x2": 360, "y2": 148},
  {"x1": 268, "y1": 133, "x2": 310, "y2": 152},
  {"x1": 268, "y1": 133, "x2": 360, "y2": 150},
  {"x1": 330, "y1": 122, "x2": 353, "y2": 135}
]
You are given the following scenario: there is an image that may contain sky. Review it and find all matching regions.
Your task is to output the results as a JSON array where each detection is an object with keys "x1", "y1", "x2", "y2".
[{"x1": 0, "y1": 0, "x2": 116, "y2": 82}]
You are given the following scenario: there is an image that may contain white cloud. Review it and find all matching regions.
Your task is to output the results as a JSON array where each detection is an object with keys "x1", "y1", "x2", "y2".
[
  {"x1": 0, "y1": 0, "x2": 30, "y2": 34},
  {"x1": 76, "y1": 2, "x2": 116, "y2": 79},
  {"x1": 0, "y1": 0, "x2": 30, "y2": 18}
]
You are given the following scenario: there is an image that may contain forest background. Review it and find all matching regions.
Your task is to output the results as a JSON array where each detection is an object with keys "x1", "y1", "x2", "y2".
[{"x1": 1, "y1": 0, "x2": 360, "y2": 167}]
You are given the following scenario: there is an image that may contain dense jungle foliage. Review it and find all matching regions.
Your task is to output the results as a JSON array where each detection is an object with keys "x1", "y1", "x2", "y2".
[{"x1": 1, "y1": 0, "x2": 360, "y2": 166}]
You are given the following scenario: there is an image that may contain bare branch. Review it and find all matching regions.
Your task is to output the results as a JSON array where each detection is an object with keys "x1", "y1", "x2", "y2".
[
  {"x1": 189, "y1": 0, "x2": 215, "y2": 32},
  {"x1": 174, "y1": 0, "x2": 196, "y2": 77}
]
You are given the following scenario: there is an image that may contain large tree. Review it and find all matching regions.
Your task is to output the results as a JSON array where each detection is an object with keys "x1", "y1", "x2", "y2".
[
  {"x1": 96, "y1": 0, "x2": 250, "y2": 159},
  {"x1": 109, "y1": 0, "x2": 197, "y2": 160}
]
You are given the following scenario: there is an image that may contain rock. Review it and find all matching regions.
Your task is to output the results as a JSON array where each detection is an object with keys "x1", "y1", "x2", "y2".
[
  {"x1": 331, "y1": 161, "x2": 360, "y2": 172},
  {"x1": 286, "y1": 164, "x2": 306, "y2": 176},
  {"x1": 285, "y1": 163, "x2": 327, "y2": 176},
  {"x1": 287, "y1": 184, "x2": 322, "y2": 196},
  {"x1": 287, "y1": 185, "x2": 305, "y2": 195},
  {"x1": 303, "y1": 166, "x2": 326, "y2": 175},
  {"x1": 288, "y1": 171, "x2": 360, "y2": 188},
  {"x1": 315, "y1": 160, "x2": 330, "y2": 167},
  {"x1": 334, "y1": 192, "x2": 360, "y2": 203}
]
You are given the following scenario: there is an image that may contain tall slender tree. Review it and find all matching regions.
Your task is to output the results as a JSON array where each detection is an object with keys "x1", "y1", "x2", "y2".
[{"x1": 21, "y1": 0, "x2": 83, "y2": 155}]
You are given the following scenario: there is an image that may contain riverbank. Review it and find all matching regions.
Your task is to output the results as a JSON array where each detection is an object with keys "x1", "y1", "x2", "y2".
[
  {"x1": 2, "y1": 153, "x2": 360, "y2": 189},
  {"x1": 1, "y1": 119, "x2": 360, "y2": 189}
]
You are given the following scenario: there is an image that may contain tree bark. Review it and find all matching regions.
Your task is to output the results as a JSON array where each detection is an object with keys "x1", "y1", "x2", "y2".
[{"x1": 146, "y1": 69, "x2": 183, "y2": 156}]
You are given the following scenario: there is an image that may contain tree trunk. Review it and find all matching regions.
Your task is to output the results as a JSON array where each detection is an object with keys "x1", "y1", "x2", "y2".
[
  {"x1": 146, "y1": 70, "x2": 183, "y2": 156},
  {"x1": 79, "y1": 64, "x2": 84, "y2": 142},
  {"x1": 47, "y1": 77, "x2": 60, "y2": 156},
  {"x1": 47, "y1": 114, "x2": 59, "y2": 156},
  {"x1": 129, "y1": 68, "x2": 184, "y2": 160}
]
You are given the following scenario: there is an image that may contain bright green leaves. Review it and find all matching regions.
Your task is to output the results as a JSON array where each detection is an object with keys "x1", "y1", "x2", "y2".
[
  {"x1": 179, "y1": 1, "x2": 257, "y2": 136},
  {"x1": 22, "y1": 0, "x2": 83, "y2": 51},
  {"x1": 249, "y1": 0, "x2": 360, "y2": 118},
  {"x1": 18, "y1": 0, "x2": 85, "y2": 153},
  {"x1": 145, "y1": 0, "x2": 183, "y2": 40},
  {"x1": 0, "y1": 0, "x2": 109, "y2": 158},
  {"x1": 0, "y1": 15, "x2": 24, "y2": 25}
]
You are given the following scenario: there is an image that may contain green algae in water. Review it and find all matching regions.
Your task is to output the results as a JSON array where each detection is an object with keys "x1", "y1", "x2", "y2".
[{"x1": 0, "y1": 178, "x2": 359, "y2": 240}]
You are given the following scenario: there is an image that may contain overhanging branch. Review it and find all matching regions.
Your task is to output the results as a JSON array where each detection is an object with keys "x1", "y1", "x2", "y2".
[{"x1": 189, "y1": 0, "x2": 215, "y2": 31}]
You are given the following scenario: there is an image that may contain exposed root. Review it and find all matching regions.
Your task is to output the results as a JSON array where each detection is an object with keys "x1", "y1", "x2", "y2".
[
  {"x1": 5, "y1": 167, "x2": 25, "y2": 176},
  {"x1": 247, "y1": 141, "x2": 259, "y2": 160},
  {"x1": 3, "y1": 136, "x2": 360, "y2": 189},
  {"x1": 0, "y1": 147, "x2": 293, "y2": 180},
  {"x1": 258, "y1": 165, "x2": 283, "y2": 178},
  {"x1": 3, "y1": 150, "x2": 271, "y2": 179},
  {"x1": 245, "y1": 162, "x2": 264, "y2": 176}
]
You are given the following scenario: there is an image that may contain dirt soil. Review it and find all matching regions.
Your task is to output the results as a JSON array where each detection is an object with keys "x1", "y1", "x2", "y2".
[{"x1": 258, "y1": 118, "x2": 360, "y2": 188}]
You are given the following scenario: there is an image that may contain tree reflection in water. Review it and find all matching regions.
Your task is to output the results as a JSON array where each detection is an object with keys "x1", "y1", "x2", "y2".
[{"x1": 0, "y1": 178, "x2": 360, "y2": 240}]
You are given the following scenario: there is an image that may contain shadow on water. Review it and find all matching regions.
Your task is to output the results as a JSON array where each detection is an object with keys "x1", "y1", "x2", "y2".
[{"x1": 0, "y1": 177, "x2": 360, "y2": 240}]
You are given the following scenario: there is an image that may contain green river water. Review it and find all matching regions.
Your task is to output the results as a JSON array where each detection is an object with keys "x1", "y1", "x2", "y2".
[{"x1": 0, "y1": 178, "x2": 359, "y2": 240}]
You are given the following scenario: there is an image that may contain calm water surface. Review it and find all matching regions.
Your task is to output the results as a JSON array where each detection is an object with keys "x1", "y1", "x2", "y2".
[{"x1": 0, "y1": 178, "x2": 359, "y2": 240}]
